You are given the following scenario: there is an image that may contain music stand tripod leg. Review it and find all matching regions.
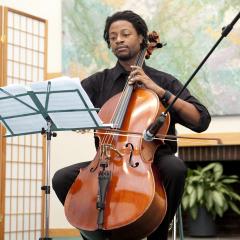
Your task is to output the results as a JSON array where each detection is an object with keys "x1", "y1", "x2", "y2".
[{"x1": 39, "y1": 120, "x2": 57, "y2": 240}]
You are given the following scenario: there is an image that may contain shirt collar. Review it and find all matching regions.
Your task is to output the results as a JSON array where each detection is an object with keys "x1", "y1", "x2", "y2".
[{"x1": 111, "y1": 61, "x2": 129, "y2": 82}]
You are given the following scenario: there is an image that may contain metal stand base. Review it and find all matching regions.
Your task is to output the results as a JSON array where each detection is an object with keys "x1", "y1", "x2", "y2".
[{"x1": 39, "y1": 121, "x2": 56, "y2": 240}]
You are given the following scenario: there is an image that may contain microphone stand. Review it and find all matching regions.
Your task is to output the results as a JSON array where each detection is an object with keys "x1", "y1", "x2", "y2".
[{"x1": 144, "y1": 11, "x2": 240, "y2": 141}]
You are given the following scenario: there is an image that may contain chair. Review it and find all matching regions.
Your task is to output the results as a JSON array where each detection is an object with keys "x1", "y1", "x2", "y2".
[{"x1": 171, "y1": 206, "x2": 184, "y2": 240}]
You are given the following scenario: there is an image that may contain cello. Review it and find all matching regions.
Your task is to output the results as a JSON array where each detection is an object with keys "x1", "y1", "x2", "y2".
[{"x1": 64, "y1": 32, "x2": 170, "y2": 240}]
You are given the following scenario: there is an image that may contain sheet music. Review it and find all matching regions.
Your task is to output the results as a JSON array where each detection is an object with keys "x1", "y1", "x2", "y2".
[
  {"x1": 30, "y1": 76, "x2": 104, "y2": 129},
  {"x1": 5, "y1": 115, "x2": 47, "y2": 135},
  {"x1": 0, "y1": 76, "x2": 108, "y2": 136},
  {"x1": 0, "y1": 84, "x2": 37, "y2": 116},
  {"x1": 0, "y1": 84, "x2": 47, "y2": 135}
]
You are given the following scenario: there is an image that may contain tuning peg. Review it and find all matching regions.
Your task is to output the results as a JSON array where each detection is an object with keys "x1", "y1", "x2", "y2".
[{"x1": 156, "y1": 42, "x2": 167, "y2": 48}]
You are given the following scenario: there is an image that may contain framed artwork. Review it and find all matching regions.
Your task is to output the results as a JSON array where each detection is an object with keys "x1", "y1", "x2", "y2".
[{"x1": 62, "y1": 0, "x2": 240, "y2": 116}]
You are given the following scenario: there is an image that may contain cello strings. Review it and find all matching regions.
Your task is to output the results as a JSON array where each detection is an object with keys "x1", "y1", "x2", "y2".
[
  {"x1": 111, "y1": 48, "x2": 146, "y2": 130},
  {"x1": 99, "y1": 57, "x2": 139, "y2": 146},
  {"x1": 99, "y1": 45, "x2": 150, "y2": 158},
  {"x1": 100, "y1": 49, "x2": 147, "y2": 148}
]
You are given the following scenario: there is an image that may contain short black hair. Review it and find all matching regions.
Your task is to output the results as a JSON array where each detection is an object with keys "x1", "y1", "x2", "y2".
[{"x1": 103, "y1": 10, "x2": 148, "y2": 49}]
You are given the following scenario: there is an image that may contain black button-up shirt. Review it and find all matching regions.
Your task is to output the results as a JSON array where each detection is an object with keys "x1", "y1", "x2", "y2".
[{"x1": 81, "y1": 62, "x2": 211, "y2": 153}]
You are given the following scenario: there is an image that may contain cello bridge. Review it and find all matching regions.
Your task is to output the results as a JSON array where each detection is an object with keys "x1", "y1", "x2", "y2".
[{"x1": 101, "y1": 144, "x2": 123, "y2": 160}]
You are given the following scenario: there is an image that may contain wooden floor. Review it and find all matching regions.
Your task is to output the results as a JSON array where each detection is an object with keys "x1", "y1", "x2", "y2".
[{"x1": 52, "y1": 236, "x2": 240, "y2": 240}]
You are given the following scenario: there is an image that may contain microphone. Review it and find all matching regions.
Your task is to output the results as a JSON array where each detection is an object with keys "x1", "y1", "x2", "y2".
[{"x1": 143, "y1": 112, "x2": 167, "y2": 141}]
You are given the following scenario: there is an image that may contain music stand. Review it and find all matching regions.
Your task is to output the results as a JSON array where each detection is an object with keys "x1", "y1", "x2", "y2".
[{"x1": 0, "y1": 77, "x2": 110, "y2": 240}]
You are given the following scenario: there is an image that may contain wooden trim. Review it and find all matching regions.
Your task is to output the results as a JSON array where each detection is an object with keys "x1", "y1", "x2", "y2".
[
  {"x1": 0, "y1": 128, "x2": 6, "y2": 240},
  {"x1": 49, "y1": 228, "x2": 79, "y2": 237},
  {"x1": 1, "y1": 7, "x2": 7, "y2": 87},
  {"x1": 46, "y1": 72, "x2": 62, "y2": 80},
  {"x1": 178, "y1": 132, "x2": 240, "y2": 147},
  {"x1": 0, "y1": 6, "x2": 6, "y2": 240},
  {"x1": 44, "y1": 20, "x2": 48, "y2": 80},
  {"x1": 6, "y1": 7, "x2": 46, "y2": 22},
  {"x1": 0, "y1": 5, "x2": 3, "y2": 87}
]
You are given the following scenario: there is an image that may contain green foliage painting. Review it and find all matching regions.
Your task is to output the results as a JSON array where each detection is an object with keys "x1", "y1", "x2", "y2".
[{"x1": 62, "y1": 0, "x2": 240, "y2": 116}]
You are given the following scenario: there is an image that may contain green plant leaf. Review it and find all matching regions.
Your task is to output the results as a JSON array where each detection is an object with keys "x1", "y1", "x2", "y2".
[
  {"x1": 215, "y1": 204, "x2": 224, "y2": 217},
  {"x1": 189, "y1": 189, "x2": 197, "y2": 208},
  {"x1": 192, "y1": 169, "x2": 201, "y2": 175},
  {"x1": 205, "y1": 191, "x2": 213, "y2": 211},
  {"x1": 221, "y1": 178, "x2": 239, "y2": 184},
  {"x1": 229, "y1": 192, "x2": 240, "y2": 201},
  {"x1": 223, "y1": 201, "x2": 228, "y2": 212},
  {"x1": 190, "y1": 206, "x2": 198, "y2": 220},
  {"x1": 196, "y1": 184, "x2": 204, "y2": 201},
  {"x1": 182, "y1": 195, "x2": 189, "y2": 210},
  {"x1": 182, "y1": 162, "x2": 240, "y2": 219},
  {"x1": 225, "y1": 175, "x2": 239, "y2": 179},
  {"x1": 201, "y1": 163, "x2": 218, "y2": 173},
  {"x1": 187, "y1": 185, "x2": 194, "y2": 194},
  {"x1": 213, "y1": 163, "x2": 223, "y2": 181},
  {"x1": 189, "y1": 176, "x2": 201, "y2": 182},
  {"x1": 229, "y1": 201, "x2": 240, "y2": 215},
  {"x1": 212, "y1": 191, "x2": 224, "y2": 207}
]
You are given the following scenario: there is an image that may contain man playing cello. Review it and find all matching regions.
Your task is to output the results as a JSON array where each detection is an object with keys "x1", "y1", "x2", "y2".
[{"x1": 53, "y1": 10, "x2": 211, "y2": 240}]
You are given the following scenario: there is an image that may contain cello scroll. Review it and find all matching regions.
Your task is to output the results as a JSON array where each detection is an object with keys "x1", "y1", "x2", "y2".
[{"x1": 145, "y1": 31, "x2": 166, "y2": 59}]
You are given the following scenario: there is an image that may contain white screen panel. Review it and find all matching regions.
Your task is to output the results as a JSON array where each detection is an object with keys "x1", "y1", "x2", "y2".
[{"x1": 3, "y1": 8, "x2": 47, "y2": 240}]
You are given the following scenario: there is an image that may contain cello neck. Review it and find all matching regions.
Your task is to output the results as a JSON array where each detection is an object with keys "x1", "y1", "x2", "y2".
[{"x1": 112, "y1": 48, "x2": 147, "y2": 128}]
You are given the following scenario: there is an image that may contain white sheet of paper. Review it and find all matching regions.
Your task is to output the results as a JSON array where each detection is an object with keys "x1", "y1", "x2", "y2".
[
  {"x1": 0, "y1": 84, "x2": 47, "y2": 135},
  {"x1": 30, "y1": 76, "x2": 104, "y2": 129},
  {"x1": 0, "y1": 76, "x2": 108, "y2": 136}
]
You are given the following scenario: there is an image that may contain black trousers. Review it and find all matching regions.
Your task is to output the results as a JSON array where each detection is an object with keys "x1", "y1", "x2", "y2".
[{"x1": 52, "y1": 147, "x2": 187, "y2": 240}]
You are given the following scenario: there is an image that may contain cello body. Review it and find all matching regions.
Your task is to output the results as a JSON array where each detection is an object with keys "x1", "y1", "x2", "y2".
[{"x1": 64, "y1": 88, "x2": 170, "y2": 240}]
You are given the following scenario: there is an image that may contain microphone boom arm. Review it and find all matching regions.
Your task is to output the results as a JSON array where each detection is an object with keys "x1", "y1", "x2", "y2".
[{"x1": 144, "y1": 11, "x2": 240, "y2": 141}]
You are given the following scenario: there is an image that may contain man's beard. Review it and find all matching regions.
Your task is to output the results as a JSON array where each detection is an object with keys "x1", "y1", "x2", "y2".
[
  {"x1": 114, "y1": 48, "x2": 138, "y2": 61},
  {"x1": 116, "y1": 52, "x2": 132, "y2": 61}
]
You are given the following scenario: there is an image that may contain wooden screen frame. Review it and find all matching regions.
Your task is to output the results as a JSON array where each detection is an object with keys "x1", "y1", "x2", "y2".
[
  {"x1": 0, "y1": 6, "x2": 47, "y2": 240},
  {"x1": 0, "y1": 5, "x2": 7, "y2": 240}
]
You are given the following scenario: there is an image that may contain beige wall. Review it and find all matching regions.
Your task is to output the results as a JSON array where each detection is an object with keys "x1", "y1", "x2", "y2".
[{"x1": 3, "y1": 0, "x2": 240, "y2": 230}]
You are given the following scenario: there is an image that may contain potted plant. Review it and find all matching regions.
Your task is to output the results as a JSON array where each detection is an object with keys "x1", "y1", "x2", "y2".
[{"x1": 181, "y1": 162, "x2": 240, "y2": 237}]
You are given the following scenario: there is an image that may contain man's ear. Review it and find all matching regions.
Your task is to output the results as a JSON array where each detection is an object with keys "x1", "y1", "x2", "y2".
[{"x1": 139, "y1": 35, "x2": 144, "y2": 45}]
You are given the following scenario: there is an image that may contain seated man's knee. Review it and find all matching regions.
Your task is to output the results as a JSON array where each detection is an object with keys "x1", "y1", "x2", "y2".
[
  {"x1": 52, "y1": 169, "x2": 64, "y2": 192},
  {"x1": 177, "y1": 160, "x2": 187, "y2": 178},
  {"x1": 172, "y1": 158, "x2": 187, "y2": 181},
  {"x1": 158, "y1": 155, "x2": 187, "y2": 182}
]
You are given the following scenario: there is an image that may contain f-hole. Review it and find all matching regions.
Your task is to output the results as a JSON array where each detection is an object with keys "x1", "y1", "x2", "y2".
[{"x1": 126, "y1": 143, "x2": 139, "y2": 168}]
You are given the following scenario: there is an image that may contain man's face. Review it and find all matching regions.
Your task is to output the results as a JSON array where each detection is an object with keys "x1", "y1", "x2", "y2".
[{"x1": 108, "y1": 20, "x2": 143, "y2": 61}]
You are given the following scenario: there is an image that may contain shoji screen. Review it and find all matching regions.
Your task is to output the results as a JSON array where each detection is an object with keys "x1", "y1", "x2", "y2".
[{"x1": 0, "y1": 7, "x2": 47, "y2": 240}]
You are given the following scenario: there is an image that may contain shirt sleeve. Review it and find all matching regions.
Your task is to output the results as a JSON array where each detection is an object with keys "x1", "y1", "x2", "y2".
[
  {"x1": 81, "y1": 73, "x2": 100, "y2": 107},
  {"x1": 168, "y1": 77, "x2": 211, "y2": 133}
]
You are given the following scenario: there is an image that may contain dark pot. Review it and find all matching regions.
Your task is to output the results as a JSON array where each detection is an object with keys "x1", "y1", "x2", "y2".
[{"x1": 188, "y1": 207, "x2": 217, "y2": 237}]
